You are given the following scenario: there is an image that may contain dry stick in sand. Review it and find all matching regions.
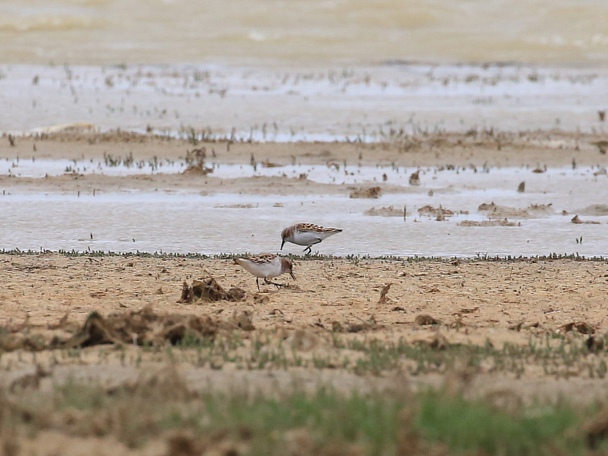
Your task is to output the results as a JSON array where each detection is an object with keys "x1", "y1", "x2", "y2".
[{"x1": 378, "y1": 283, "x2": 393, "y2": 304}]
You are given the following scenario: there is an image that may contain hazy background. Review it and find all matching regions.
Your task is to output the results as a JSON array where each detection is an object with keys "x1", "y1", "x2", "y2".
[{"x1": 1, "y1": 0, "x2": 607, "y2": 67}]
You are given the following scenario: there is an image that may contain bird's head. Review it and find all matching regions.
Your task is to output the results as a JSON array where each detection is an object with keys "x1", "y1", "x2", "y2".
[
  {"x1": 280, "y1": 226, "x2": 291, "y2": 250},
  {"x1": 280, "y1": 258, "x2": 296, "y2": 280}
]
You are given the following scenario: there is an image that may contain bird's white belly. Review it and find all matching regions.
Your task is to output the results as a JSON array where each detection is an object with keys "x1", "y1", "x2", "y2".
[
  {"x1": 291, "y1": 231, "x2": 323, "y2": 246},
  {"x1": 238, "y1": 259, "x2": 281, "y2": 278}
]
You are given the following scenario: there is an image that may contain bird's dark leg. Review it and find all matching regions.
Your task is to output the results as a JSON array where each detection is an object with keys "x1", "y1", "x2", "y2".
[
  {"x1": 256, "y1": 277, "x2": 260, "y2": 291},
  {"x1": 264, "y1": 278, "x2": 285, "y2": 289},
  {"x1": 304, "y1": 239, "x2": 322, "y2": 255}
]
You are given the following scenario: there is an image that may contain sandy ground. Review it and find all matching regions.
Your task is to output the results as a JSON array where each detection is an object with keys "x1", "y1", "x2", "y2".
[
  {"x1": 1, "y1": 252, "x2": 606, "y2": 344},
  {"x1": 1, "y1": 131, "x2": 608, "y2": 453},
  {"x1": 1, "y1": 252, "x2": 608, "y2": 391}
]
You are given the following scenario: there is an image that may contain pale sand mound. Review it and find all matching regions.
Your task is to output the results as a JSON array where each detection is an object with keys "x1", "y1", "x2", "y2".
[
  {"x1": 478, "y1": 202, "x2": 554, "y2": 219},
  {"x1": 458, "y1": 219, "x2": 520, "y2": 227},
  {"x1": 575, "y1": 204, "x2": 608, "y2": 216},
  {"x1": 364, "y1": 205, "x2": 406, "y2": 217}
]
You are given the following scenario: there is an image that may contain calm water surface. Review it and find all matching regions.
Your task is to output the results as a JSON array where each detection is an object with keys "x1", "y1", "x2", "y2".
[{"x1": 2, "y1": 162, "x2": 607, "y2": 257}]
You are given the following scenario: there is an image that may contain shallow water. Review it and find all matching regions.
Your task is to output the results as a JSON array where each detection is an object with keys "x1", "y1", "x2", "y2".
[
  {"x1": 2, "y1": 63, "x2": 608, "y2": 138},
  {"x1": 2, "y1": 161, "x2": 607, "y2": 257}
]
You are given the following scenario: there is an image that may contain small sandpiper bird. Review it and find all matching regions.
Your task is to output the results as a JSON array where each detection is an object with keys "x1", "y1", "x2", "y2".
[
  {"x1": 234, "y1": 253, "x2": 295, "y2": 290},
  {"x1": 281, "y1": 223, "x2": 342, "y2": 254}
]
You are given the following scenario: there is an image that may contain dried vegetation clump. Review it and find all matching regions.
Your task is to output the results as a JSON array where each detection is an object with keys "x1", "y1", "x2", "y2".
[
  {"x1": 0, "y1": 306, "x2": 257, "y2": 352},
  {"x1": 408, "y1": 170, "x2": 421, "y2": 186},
  {"x1": 183, "y1": 147, "x2": 213, "y2": 175},
  {"x1": 61, "y1": 308, "x2": 220, "y2": 347},
  {"x1": 178, "y1": 277, "x2": 246, "y2": 303},
  {"x1": 571, "y1": 215, "x2": 601, "y2": 225},
  {"x1": 364, "y1": 205, "x2": 405, "y2": 217},
  {"x1": 331, "y1": 315, "x2": 379, "y2": 333},
  {"x1": 349, "y1": 186, "x2": 382, "y2": 198},
  {"x1": 417, "y1": 204, "x2": 464, "y2": 221},
  {"x1": 478, "y1": 202, "x2": 552, "y2": 219}
]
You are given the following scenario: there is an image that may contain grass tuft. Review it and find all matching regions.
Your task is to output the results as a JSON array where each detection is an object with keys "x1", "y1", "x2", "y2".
[{"x1": 416, "y1": 392, "x2": 580, "y2": 456}]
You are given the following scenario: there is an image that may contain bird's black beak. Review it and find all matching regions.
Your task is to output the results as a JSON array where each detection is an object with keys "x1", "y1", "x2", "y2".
[
  {"x1": 280, "y1": 239, "x2": 285, "y2": 250},
  {"x1": 290, "y1": 271, "x2": 296, "y2": 280}
]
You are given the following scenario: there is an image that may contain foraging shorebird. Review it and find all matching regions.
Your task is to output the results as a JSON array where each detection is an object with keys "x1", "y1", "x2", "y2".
[
  {"x1": 234, "y1": 253, "x2": 295, "y2": 290},
  {"x1": 280, "y1": 223, "x2": 342, "y2": 254}
]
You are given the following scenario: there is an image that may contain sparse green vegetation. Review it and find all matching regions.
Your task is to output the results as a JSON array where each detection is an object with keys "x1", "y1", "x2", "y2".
[
  {"x1": 416, "y1": 392, "x2": 581, "y2": 456},
  {"x1": 175, "y1": 331, "x2": 608, "y2": 378},
  {"x1": 0, "y1": 377, "x2": 597, "y2": 455},
  {"x1": 4, "y1": 319, "x2": 607, "y2": 380},
  {"x1": 0, "y1": 248, "x2": 605, "y2": 262}
]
